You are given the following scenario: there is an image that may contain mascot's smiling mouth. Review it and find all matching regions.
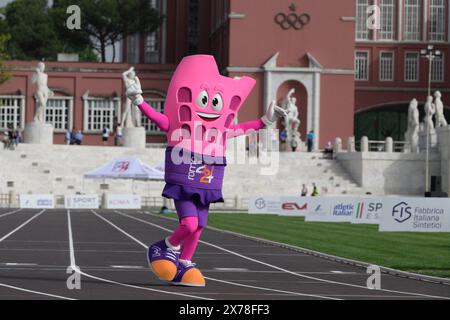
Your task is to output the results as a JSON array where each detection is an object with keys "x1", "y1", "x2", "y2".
[{"x1": 196, "y1": 112, "x2": 221, "y2": 121}]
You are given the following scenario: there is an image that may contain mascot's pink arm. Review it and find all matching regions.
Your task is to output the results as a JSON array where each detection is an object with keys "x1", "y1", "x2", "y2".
[
  {"x1": 138, "y1": 101, "x2": 265, "y2": 137},
  {"x1": 227, "y1": 119, "x2": 265, "y2": 139},
  {"x1": 138, "y1": 101, "x2": 170, "y2": 132}
]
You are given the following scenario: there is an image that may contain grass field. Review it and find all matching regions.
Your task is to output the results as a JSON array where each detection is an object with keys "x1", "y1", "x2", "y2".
[{"x1": 166, "y1": 212, "x2": 450, "y2": 278}]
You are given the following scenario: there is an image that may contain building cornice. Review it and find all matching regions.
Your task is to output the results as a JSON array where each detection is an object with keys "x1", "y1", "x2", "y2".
[{"x1": 356, "y1": 86, "x2": 450, "y2": 93}]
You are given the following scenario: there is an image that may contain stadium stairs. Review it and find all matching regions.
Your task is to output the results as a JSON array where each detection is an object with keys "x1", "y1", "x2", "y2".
[{"x1": 0, "y1": 144, "x2": 371, "y2": 202}]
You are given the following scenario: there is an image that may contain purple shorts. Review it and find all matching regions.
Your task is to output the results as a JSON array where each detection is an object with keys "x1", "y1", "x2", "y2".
[
  {"x1": 174, "y1": 199, "x2": 210, "y2": 228},
  {"x1": 162, "y1": 147, "x2": 226, "y2": 205}
]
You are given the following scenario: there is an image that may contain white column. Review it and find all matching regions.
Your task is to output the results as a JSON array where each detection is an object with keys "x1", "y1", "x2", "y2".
[
  {"x1": 161, "y1": 0, "x2": 167, "y2": 64},
  {"x1": 448, "y1": 0, "x2": 450, "y2": 41},
  {"x1": 423, "y1": 0, "x2": 428, "y2": 41},
  {"x1": 83, "y1": 97, "x2": 88, "y2": 131},
  {"x1": 20, "y1": 96, "x2": 25, "y2": 129},
  {"x1": 313, "y1": 72, "x2": 321, "y2": 150},
  {"x1": 398, "y1": 0, "x2": 403, "y2": 41},
  {"x1": 68, "y1": 98, "x2": 74, "y2": 131}
]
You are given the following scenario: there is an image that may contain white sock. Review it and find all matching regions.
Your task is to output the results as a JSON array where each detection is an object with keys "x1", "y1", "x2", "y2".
[{"x1": 165, "y1": 237, "x2": 181, "y2": 251}]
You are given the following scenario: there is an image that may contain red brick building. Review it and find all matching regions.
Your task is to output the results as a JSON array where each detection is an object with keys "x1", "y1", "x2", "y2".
[
  {"x1": 1, "y1": 0, "x2": 449, "y2": 147},
  {"x1": 355, "y1": 0, "x2": 450, "y2": 141}
]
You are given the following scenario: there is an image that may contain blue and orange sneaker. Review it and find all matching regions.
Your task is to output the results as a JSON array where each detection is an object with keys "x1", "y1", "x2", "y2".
[
  {"x1": 171, "y1": 260, "x2": 206, "y2": 287},
  {"x1": 147, "y1": 238, "x2": 180, "y2": 281}
]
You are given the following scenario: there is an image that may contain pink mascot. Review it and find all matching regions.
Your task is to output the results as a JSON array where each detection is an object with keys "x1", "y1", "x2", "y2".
[{"x1": 126, "y1": 55, "x2": 286, "y2": 287}]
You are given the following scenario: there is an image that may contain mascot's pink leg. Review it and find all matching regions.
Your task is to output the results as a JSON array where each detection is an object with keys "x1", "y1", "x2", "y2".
[
  {"x1": 180, "y1": 227, "x2": 203, "y2": 261},
  {"x1": 169, "y1": 217, "x2": 198, "y2": 246}
]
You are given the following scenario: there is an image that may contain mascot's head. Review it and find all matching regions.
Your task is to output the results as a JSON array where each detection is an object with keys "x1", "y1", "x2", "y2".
[{"x1": 164, "y1": 55, "x2": 255, "y2": 156}]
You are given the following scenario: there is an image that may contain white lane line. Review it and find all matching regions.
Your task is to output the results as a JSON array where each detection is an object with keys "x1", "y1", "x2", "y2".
[
  {"x1": 0, "y1": 210, "x2": 45, "y2": 243},
  {"x1": 0, "y1": 283, "x2": 74, "y2": 300},
  {"x1": 214, "y1": 268, "x2": 249, "y2": 272},
  {"x1": 4, "y1": 263, "x2": 38, "y2": 266},
  {"x1": 68, "y1": 210, "x2": 211, "y2": 300},
  {"x1": 0, "y1": 209, "x2": 74, "y2": 300},
  {"x1": 102, "y1": 210, "x2": 337, "y2": 300},
  {"x1": 67, "y1": 210, "x2": 77, "y2": 269},
  {"x1": 110, "y1": 265, "x2": 144, "y2": 269},
  {"x1": 331, "y1": 271, "x2": 356, "y2": 274},
  {"x1": 0, "y1": 209, "x2": 22, "y2": 219},
  {"x1": 116, "y1": 210, "x2": 450, "y2": 301}
]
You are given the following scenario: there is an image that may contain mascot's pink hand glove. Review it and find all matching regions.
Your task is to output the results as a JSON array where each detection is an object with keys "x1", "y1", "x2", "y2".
[{"x1": 261, "y1": 100, "x2": 288, "y2": 126}]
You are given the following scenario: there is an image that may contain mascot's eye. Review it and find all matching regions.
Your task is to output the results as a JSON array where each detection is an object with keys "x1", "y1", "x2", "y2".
[
  {"x1": 211, "y1": 93, "x2": 223, "y2": 112},
  {"x1": 196, "y1": 90, "x2": 208, "y2": 109}
]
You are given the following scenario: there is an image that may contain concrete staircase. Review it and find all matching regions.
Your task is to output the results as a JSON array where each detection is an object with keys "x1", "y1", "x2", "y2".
[{"x1": 0, "y1": 144, "x2": 370, "y2": 200}]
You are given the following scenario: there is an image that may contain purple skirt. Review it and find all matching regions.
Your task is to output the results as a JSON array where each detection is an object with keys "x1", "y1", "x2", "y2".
[{"x1": 162, "y1": 147, "x2": 226, "y2": 205}]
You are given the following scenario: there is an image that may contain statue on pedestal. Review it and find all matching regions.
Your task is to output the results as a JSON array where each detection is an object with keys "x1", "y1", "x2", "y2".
[
  {"x1": 122, "y1": 67, "x2": 142, "y2": 128},
  {"x1": 424, "y1": 95, "x2": 436, "y2": 132},
  {"x1": 32, "y1": 62, "x2": 54, "y2": 123},
  {"x1": 434, "y1": 91, "x2": 448, "y2": 128},
  {"x1": 282, "y1": 88, "x2": 301, "y2": 151},
  {"x1": 405, "y1": 98, "x2": 419, "y2": 153}
]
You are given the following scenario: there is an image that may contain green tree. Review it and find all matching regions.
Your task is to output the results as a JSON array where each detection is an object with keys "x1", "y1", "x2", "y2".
[
  {"x1": 1, "y1": 0, "x2": 62, "y2": 60},
  {"x1": 52, "y1": 0, "x2": 163, "y2": 62},
  {"x1": 0, "y1": 34, "x2": 11, "y2": 85}
]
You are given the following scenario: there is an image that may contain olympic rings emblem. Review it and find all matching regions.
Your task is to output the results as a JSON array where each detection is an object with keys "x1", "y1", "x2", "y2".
[{"x1": 274, "y1": 12, "x2": 311, "y2": 30}]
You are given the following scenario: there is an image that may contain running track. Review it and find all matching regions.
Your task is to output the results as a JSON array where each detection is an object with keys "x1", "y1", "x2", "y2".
[{"x1": 0, "y1": 208, "x2": 448, "y2": 300}]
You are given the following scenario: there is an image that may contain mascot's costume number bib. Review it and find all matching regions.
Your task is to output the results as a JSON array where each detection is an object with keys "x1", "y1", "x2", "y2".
[{"x1": 126, "y1": 55, "x2": 286, "y2": 287}]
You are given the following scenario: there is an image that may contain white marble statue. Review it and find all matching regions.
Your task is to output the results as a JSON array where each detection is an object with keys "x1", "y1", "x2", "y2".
[
  {"x1": 434, "y1": 91, "x2": 448, "y2": 128},
  {"x1": 121, "y1": 67, "x2": 142, "y2": 128},
  {"x1": 282, "y1": 88, "x2": 300, "y2": 135},
  {"x1": 405, "y1": 98, "x2": 419, "y2": 153},
  {"x1": 32, "y1": 62, "x2": 54, "y2": 123},
  {"x1": 424, "y1": 95, "x2": 436, "y2": 131}
]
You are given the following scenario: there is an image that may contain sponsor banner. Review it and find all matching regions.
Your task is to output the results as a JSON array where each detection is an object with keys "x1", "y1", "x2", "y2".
[
  {"x1": 105, "y1": 194, "x2": 141, "y2": 209},
  {"x1": 379, "y1": 198, "x2": 450, "y2": 232},
  {"x1": 248, "y1": 196, "x2": 284, "y2": 215},
  {"x1": 65, "y1": 195, "x2": 99, "y2": 209},
  {"x1": 351, "y1": 197, "x2": 383, "y2": 225},
  {"x1": 248, "y1": 196, "x2": 310, "y2": 216},
  {"x1": 277, "y1": 196, "x2": 310, "y2": 216},
  {"x1": 306, "y1": 197, "x2": 357, "y2": 222},
  {"x1": 20, "y1": 194, "x2": 55, "y2": 209}
]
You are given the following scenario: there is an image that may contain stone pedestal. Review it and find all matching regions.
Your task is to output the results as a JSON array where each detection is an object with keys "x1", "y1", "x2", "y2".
[
  {"x1": 418, "y1": 129, "x2": 438, "y2": 152},
  {"x1": 122, "y1": 127, "x2": 146, "y2": 149},
  {"x1": 436, "y1": 126, "x2": 450, "y2": 195},
  {"x1": 24, "y1": 122, "x2": 54, "y2": 145}
]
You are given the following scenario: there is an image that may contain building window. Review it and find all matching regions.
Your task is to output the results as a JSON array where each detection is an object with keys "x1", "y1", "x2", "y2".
[
  {"x1": 431, "y1": 54, "x2": 444, "y2": 82},
  {"x1": 0, "y1": 95, "x2": 24, "y2": 130},
  {"x1": 144, "y1": 32, "x2": 160, "y2": 63},
  {"x1": 380, "y1": 51, "x2": 394, "y2": 81},
  {"x1": 356, "y1": 0, "x2": 370, "y2": 40},
  {"x1": 355, "y1": 51, "x2": 369, "y2": 80},
  {"x1": 405, "y1": 52, "x2": 419, "y2": 81},
  {"x1": 378, "y1": 0, "x2": 395, "y2": 40},
  {"x1": 84, "y1": 97, "x2": 120, "y2": 132},
  {"x1": 144, "y1": 0, "x2": 161, "y2": 63},
  {"x1": 188, "y1": 0, "x2": 200, "y2": 54},
  {"x1": 404, "y1": 0, "x2": 421, "y2": 41},
  {"x1": 127, "y1": 33, "x2": 140, "y2": 64},
  {"x1": 429, "y1": 0, "x2": 446, "y2": 41},
  {"x1": 142, "y1": 99, "x2": 165, "y2": 133},
  {"x1": 45, "y1": 97, "x2": 72, "y2": 132}
]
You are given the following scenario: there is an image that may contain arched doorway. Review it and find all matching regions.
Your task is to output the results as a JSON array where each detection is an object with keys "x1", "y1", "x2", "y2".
[
  {"x1": 276, "y1": 80, "x2": 308, "y2": 140},
  {"x1": 355, "y1": 103, "x2": 450, "y2": 141}
]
